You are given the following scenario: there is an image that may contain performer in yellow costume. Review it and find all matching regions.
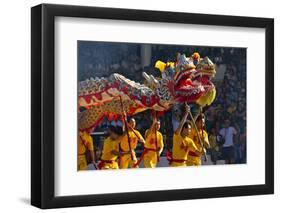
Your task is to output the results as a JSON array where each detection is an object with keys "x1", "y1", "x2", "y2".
[
  {"x1": 171, "y1": 105, "x2": 201, "y2": 167},
  {"x1": 78, "y1": 130, "x2": 95, "y2": 170},
  {"x1": 143, "y1": 118, "x2": 164, "y2": 168},
  {"x1": 119, "y1": 118, "x2": 145, "y2": 169},
  {"x1": 186, "y1": 114, "x2": 210, "y2": 166},
  {"x1": 98, "y1": 126, "x2": 123, "y2": 170}
]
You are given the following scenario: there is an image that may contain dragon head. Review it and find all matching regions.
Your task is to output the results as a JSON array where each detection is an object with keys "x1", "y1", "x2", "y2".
[
  {"x1": 172, "y1": 54, "x2": 204, "y2": 103},
  {"x1": 192, "y1": 56, "x2": 217, "y2": 106},
  {"x1": 155, "y1": 53, "x2": 216, "y2": 107}
]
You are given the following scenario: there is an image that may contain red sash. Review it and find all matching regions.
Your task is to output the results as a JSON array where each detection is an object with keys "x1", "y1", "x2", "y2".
[{"x1": 166, "y1": 151, "x2": 187, "y2": 165}]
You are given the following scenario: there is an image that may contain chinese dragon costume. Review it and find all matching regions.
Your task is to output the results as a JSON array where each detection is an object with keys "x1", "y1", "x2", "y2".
[{"x1": 78, "y1": 53, "x2": 216, "y2": 131}]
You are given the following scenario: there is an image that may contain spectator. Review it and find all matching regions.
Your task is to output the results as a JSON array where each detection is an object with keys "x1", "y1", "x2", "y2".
[
  {"x1": 208, "y1": 127, "x2": 220, "y2": 165},
  {"x1": 219, "y1": 119, "x2": 237, "y2": 164}
]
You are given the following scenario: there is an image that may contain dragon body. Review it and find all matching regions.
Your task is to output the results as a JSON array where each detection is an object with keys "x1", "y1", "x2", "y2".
[{"x1": 78, "y1": 53, "x2": 216, "y2": 131}]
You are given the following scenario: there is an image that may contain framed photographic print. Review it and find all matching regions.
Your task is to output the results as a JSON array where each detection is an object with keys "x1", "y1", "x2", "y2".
[{"x1": 31, "y1": 3, "x2": 274, "y2": 209}]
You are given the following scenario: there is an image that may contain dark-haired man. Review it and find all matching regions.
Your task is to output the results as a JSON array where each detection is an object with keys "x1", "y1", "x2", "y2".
[
  {"x1": 219, "y1": 119, "x2": 237, "y2": 164},
  {"x1": 119, "y1": 118, "x2": 145, "y2": 169},
  {"x1": 98, "y1": 126, "x2": 123, "y2": 169},
  {"x1": 171, "y1": 105, "x2": 201, "y2": 167},
  {"x1": 143, "y1": 118, "x2": 164, "y2": 168},
  {"x1": 186, "y1": 114, "x2": 210, "y2": 166}
]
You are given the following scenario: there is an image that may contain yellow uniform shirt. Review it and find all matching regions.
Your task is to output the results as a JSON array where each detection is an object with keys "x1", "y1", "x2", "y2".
[
  {"x1": 101, "y1": 137, "x2": 120, "y2": 161},
  {"x1": 189, "y1": 128, "x2": 208, "y2": 151},
  {"x1": 120, "y1": 130, "x2": 143, "y2": 151},
  {"x1": 143, "y1": 130, "x2": 164, "y2": 168},
  {"x1": 78, "y1": 131, "x2": 94, "y2": 170},
  {"x1": 172, "y1": 133, "x2": 198, "y2": 161},
  {"x1": 78, "y1": 131, "x2": 94, "y2": 154},
  {"x1": 144, "y1": 130, "x2": 164, "y2": 151},
  {"x1": 119, "y1": 130, "x2": 144, "y2": 169},
  {"x1": 186, "y1": 128, "x2": 209, "y2": 166}
]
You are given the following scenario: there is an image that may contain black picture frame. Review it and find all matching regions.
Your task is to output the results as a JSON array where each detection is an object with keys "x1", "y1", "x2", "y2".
[{"x1": 31, "y1": 3, "x2": 274, "y2": 209}]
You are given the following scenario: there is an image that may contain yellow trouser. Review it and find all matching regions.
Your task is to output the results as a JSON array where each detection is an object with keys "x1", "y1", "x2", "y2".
[
  {"x1": 100, "y1": 161, "x2": 119, "y2": 169},
  {"x1": 143, "y1": 151, "x2": 158, "y2": 168},
  {"x1": 119, "y1": 154, "x2": 137, "y2": 169},
  {"x1": 170, "y1": 161, "x2": 186, "y2": 167},
  {"x1": 78, "y1": 154, "x2": 87, "y2": 170},
  {"x1": 186, "y1": 155, "x2": 202, "y2": 166}
]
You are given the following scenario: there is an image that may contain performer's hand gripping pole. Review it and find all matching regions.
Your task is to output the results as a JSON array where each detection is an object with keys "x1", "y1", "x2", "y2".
[
  {"x1": 119, "y1": 96, "x2": 134, "y2": 161},
  {"x1": 186, "y1": 103, "x2": 208, "y2": 162}
]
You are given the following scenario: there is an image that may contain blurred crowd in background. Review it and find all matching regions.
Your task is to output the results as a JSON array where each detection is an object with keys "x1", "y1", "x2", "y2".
[{"x1": 78, "y1": 41, "x2": 246, "y2": 165}]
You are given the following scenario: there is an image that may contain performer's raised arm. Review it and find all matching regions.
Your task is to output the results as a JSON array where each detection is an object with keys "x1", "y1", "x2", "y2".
[
  {"x1": 175, "y1": 105, "x2": 190, "y2": 135},
  {"x1": 128, "y1": 118, "x2": 145, "y2": 144},
  {"x1": 145, "y1": 116, "x2": 157, "y2": 138}
]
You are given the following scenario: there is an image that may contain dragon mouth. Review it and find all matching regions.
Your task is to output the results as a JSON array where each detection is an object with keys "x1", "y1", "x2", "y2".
[
  {"x1": 174, "y1": 84, "x2": 204, "y2": 103},
  {"x1": 173, "y1": 69, "x2": 204, "y2": 100},
  {"x1": 174, "y1": 69, "x2": 195, "y2": 89}
]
